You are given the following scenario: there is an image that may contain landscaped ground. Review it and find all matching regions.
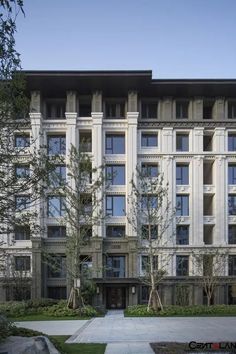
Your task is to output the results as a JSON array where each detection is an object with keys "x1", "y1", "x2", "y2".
[
  {"x1": 50, "y1": 336, "x2": 106, "y2": 354},
  {"x1": 151, "y1": 342, "x2": 236, "y2": 353}
]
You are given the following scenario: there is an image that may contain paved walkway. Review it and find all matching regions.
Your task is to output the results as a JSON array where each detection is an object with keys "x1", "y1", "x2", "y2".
[{"x1": 15, "y1": 320, "x2": 87, "y2": 335}]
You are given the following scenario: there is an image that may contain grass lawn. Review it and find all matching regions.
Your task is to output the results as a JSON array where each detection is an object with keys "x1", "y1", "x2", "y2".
[
  {"x1": 50, "y1": 336, "x2": 106, "y2": 354},
  {"x1": 11, "y1": 314, "x2": 90, "y2": 321}
]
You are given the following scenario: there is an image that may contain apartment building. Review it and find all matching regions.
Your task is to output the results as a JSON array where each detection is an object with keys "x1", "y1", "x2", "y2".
[{"x1": 1, "y1": 71, "x2": 236, "y2": 308}]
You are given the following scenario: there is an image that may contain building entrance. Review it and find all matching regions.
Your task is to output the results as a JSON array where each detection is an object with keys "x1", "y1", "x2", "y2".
[{"x1": 106, "y1": 287, "x2": 126, "y2": 309}]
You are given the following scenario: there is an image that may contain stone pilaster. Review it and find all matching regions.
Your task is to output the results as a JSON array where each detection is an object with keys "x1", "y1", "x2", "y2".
[
  {"x1": 215, "y1": 98, "x2": 225, "y2": 120},
  {"x1": 193, "y1": 128, "x2": 204, "y2": 153},
  {"x1": 162, "y1": 98, "x2": 172, "y2": 120},
  {"x1": 193, "y1": 98, "x2": 203, "y2": 120},
  {"x1": 31, "y1": 237, "x2": 42, "y2": 299},
  {"x1": 215, "y1": 156, "x2": 227, "y2": 244},
  {"x1": 192, "y1": 156, "x2": 204, "y2": 245}
]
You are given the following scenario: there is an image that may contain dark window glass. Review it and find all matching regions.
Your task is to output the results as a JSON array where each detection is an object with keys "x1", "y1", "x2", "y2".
[
  {"x1": 176, "y1": 164, "x2": 189, "y2": 185},
  {"x1": 141, "y1": 255, "x2": 158, "y2": 272},
  {"x1": 106, "y1": 165, "x2": 125, "y2": 185},
  {"x1": 47, "y1": 255, "x2": 66, "y2": 278},
  {"x1": 106, "y1": 225, "x2": 125, "y2": 238},
  {"x1": 11, "y1": 286, "x2": 31, "y2": 301},
  {"x1": 105, "y1": 134, "x2": 125, "y2": 154},
  {"x1": 47, "y1": 196, "x2": 66, "y2": 217},
  {"x1": 203, "y1": 134, "x2": 213, "y2": 152},
  {"x1": 141, "y1": 134, "x2": 158, "y2": 147},
  {"x1": 15, "y1": 256, "x2": 30, "y2": 271},
  {"x1": 79, "y1": 102, "x2": 91, "y2": 117},
  {"x1": 176, "y1": 134, "x2": 189, "y2": 152},
  {"x1": 49, "y1": 165, "x2": 66, "y2": 187},
  {"x1": 15, "y1": 165, "x2": 30, "y2": 178},
  {"x1": 229, "y1": 165, "x2": 236, "y2": 184},
  {"x1": 176, "y1": 255, "x2": 189, "y2": 276},
  {"x1": 229, "y1": 225, "x2": 236, "y2": 244},
  {"x1": 228, "y1": 284, "x2": 236, "y2": 305},
  {"x1": 80, "y1": 194, "x2": 92, "y2": 215},
  {"x1": 229, "y1": 195, "x2": 236, "y2": 215},
  {"x1": 141, "y1": 164, "x2": 158, "y2": 178},
  {"x1": 106, "y1": 256, "x2": 125, "y2": 278},
  {"x1": 47, "y1": 135, "x2": 66, "y2": 155},
  {"x1": 176, "y1": 101, "x2": 189, "y2": 119},
  {"x1": 48, "y1": 226, "x2": 66, "y2": 238},
  {"x1": 141, "y1": 225, "x2": 158, "y2": 240},
  {"x1": 228, "y1": 134, "x2": 236, "y2": 151},
  {"x1": 106, "y1": 102, "x2": 125, "y2": 118},
  {"x1": 141, "y1": 102, "x2": 158, "y2": 119},
  {"x1": 47, "y1": 287, "x2": 67, "y2": 299},
  {"x1": 229, "y1": 256, "x2": 236, "y2": 276},
  {"x1": 46, "y1": 100, "x2": 65, "y2": 119},
  {"x1": 228, "y1": 102, "x2": 236, "y2": 119},
  {"x1": 141, "y1": 286, "x2": 150, "y2": 302},
  {"x1": 79, "y1": 132, "x2": 92, "y2": 152},
  {"x1": 15, "y1": 226, "x2": 30, "y2": 240},
  {"x1": 106, "y1": 195, "x2": 125, "y2": 216},
  {"x1": 203, "y1": 102, "x2": 214, "y2": 119},
  {"x1": 176, "y1": 225, "x2": 189, "y2": 245},
  {"x1": 176, "y1": 195, "x2": 189, "y2": 216},
  {"x1": 15, "y1": 196, "x2": 30, "y2": 211},
  {"x1": 15, "y1": 134, "x2": 30, "y2": 148}
]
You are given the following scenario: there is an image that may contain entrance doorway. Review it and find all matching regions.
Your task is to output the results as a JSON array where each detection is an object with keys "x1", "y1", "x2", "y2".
[{"x1": 106, "y1": 287, "x2": 126, "y2": 309}]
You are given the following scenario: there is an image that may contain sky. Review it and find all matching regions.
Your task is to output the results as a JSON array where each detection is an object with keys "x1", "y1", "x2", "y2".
[{"x1": 15, "y1": 0, "x2": 236, "y2": 78}]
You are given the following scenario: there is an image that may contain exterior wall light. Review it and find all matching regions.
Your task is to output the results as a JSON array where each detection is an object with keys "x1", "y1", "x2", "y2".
[{"x1": 132, "y1": 286, "x2": 136, "y2": 294}]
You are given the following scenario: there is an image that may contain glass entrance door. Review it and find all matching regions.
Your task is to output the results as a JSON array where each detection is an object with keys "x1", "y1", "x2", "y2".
[{"x1": 106, "y1": 287, "x2": 126, "y2": 309}]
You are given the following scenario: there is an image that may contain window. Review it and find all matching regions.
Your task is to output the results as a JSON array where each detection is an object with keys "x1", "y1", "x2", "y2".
[
  {"x1": 141, "y1": 133, "x2": 158, "y2": 147},
  {"x1": 105, "y1": 101, "x2": 125, "y2": 119},
  {"x1": 106, "y1": 195, "x2": 125, "y2": 216},
  {"x1": 176, "y1": 255, "x2": 189, "y2": 276},
  {"x1": 15, "y1": 196, "x2": 30, "y2": 211},
  {"x1": 47, "y1": 196, "x2": 66, "y2": 217},
  {"x1": 228, "y1": 134, "x2": 236, "y2": 151},
  {"x1": 141, "y1": 286, "x2": 150, "y2": 302},
  {"x1": 15, "y1": 226, "x2": 30, "y2": 240},
  {"x1": 46, "y1": 100, "x2": 65, "y2": 119},
  {"x1": 141, "y1": 255, "x2": 158, "y2": 272},
  {"x1": 15, "y1": 256, "x2": 30, "y2": 271},
  {"x1": 106, "y1": 256, "x2": 125, "y2": 278},
  {"x1": 176, "y1": 195, "x2": 189, "y2": 216},
  {"x1": 176, "y1": 164, "x2": 189, "y2": 185},
  {"x1": 229, "y1": 165, "x2": 236, "y2": 184},
  {"x1": 203, "y1": 162, "x2": 213, "y2": 185},
  {"x1": 80, "y1": 194, "x2": 92, "y2": 215},
  {"x1": 141, "y1": 225, "x2": 158, "y2": 240},
  {"x1": 47, "y1": 135, "x2": 66, "y2": 155},
  {"x1": 176, "y1": 101, "x2": 189, "y2": 119},
  {"x1": 15, "y1": 134, "x2": 30, "y2": 148},
  {"x1": 229, "y1": 255, "x2": 236, "y2": 276},
  {"x1": 79, "y1": 131, "x2": 92, "y2": 152},
  {"x1": 79, "y1": 225, "x2": 92, "y2": 241},
  {"x1": 203, "y1": 255, "x2": 213, "y2": 276},
  {"x1": 48, "y1": 226, "x2": 66, "y2": 238},
  {"x1": 80, "y1": 162, "x2": 92, "y2": 184},
  {"x1": 229, "y1": 195, "x2": 236, "y2": 215},
  {"x1": 228, "y1": 101, "x2": 236, "y2": 119},
  {"x1": 47, "y1": 286, "x2": 67, "y2": 300},
  {"x1": 15, "y1": 165, "x2": 30, "y2": 179},
  {"x1": 176, "y1": 133, "x2": 189, "y2": 152},
  {"x1": 203, "y1": 132, "x2": 213, "y2": 151},
  {"x1": 105, "y1": 134, "x2": 125, "y2": 154},
  {"x1": 229, "y1": 225, "x2": 236, "y2": 244},
  {"x1": 204, "y1": 195, "x2": 213, "y2": 216},
  {"x1": 48, "y1": 165, "x2": 66, "y2": 187},
  {"x1": 141, "y1": 195, "x2": 158, "y2": 210},
  {"x1": 203, "y1": 101, "x2": 214, "y2": 119},
  {"x1": 141, "y1": 163, "x2": 158, "y2": 178},
  {"x1": 228, "y1": 284, "x2": 236, "y2": 305},
  {"x1": 106, "y1": 165, "x2": 125, "y2": 185},
  {"x1": 176, "y1": 225, "x2": 189, "y2": 245},
  {"x1": 204, "y1": 225, "x2": 213, "y2": 245},
  {"x1": 141, "y1": 101, "x2": 158, "y2": 119},
  {"x1": 79, "y1": 98, "x2": 91, "y2": 117},
  {"x1": 106, "y1": 225, "x2": 125, "y2": 238},
  {"x1": 47, "y1": 254, "x2": 66, "y2": 278}
]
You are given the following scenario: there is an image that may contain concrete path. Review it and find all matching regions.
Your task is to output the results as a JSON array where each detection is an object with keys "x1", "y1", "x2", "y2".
[
  {"x1": 15, "y1": 320, "x2": 88, "y2": 335},
  {"x1": 105, "y1": 342, "x2": 154, "y2": 354}
]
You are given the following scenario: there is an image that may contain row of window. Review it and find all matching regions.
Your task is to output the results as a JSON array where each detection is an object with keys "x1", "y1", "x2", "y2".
[
  {"x1": 42, "y1": 99, "x2": 236, "y2": 120},
  {"x1": 15, "y1": 132, "x2": 236, "y2": 154},
  {"x1": 13, "y1": 254, "x2": 236, "y2": 278}
]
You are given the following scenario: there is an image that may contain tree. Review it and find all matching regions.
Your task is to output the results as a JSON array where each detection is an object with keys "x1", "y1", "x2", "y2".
[
  {"x1": 45, "y1": 144, "x2": 104, "y2": 310},
  {"x1": 192, "y1": 249, "x2": 228, "y2": 306},
  {"x1": 127, "y1": 167, "x2": 175, "y2": 312}
]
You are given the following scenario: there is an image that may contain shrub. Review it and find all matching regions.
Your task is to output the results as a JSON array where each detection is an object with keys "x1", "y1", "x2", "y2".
[
  {"x1": 0, "y1": 316, "x2": 14, "y2": 342},
  {"x1": 43, "y1": 302, "x2": 98, "y2": 318}
]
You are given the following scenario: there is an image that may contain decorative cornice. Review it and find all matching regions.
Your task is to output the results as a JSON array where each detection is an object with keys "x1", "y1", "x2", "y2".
[{"x1": 138, "y1": 121, "x2": 236, "y2": 128}]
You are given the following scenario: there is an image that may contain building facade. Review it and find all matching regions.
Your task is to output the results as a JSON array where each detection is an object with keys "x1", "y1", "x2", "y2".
[{"x1": 1, "y1": 71, "x2": 236, "y2": 308}]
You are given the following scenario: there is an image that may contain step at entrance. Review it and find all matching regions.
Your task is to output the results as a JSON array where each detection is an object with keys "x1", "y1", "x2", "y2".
[{"x1": 105, "y1": 310, "x2": 124, "y2": 318}]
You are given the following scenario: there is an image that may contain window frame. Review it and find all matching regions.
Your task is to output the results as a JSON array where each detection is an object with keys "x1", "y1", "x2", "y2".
[
  {"x1": 47, "y1": 135, "x2": 66, "y2": 155},
  {"x1": 105, "y1": 133, "x2": 125, "y2": 154},
  {"x1": 176, "y1": 133, "x2": 189, "y2": 152},
  {"x1": 141, "y1": 133, "x2": 158, "y2": 147},
  {"x1": 47, "y1": 196, "x2": 66, "y2": 217},
  {"x1": 176, "y1": 255, "x2": 189, "y2": 276},
  {"x1": 176, "y1": 195, "x2": 189, "y2": 216},
  {"x1": 106, "y1": 164, "x2": 125, "y2": 185},
  {"x1": 176, "y1": 225, "x2": 189, "y2": 245},
  {"x1": 176, "y1": 164, "x2": 189, "y2": 185},
  {"x1": 106, "y1": 195, "x2": 126, "y2": 216}
]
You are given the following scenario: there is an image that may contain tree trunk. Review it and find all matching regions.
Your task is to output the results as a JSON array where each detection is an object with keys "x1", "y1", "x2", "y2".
[
  {"x1": 67, "y1": 286, "x2": 84, "y2": 310},
  {"x1": 147, "y1": 288, "x2": 163, "y2": 312}
]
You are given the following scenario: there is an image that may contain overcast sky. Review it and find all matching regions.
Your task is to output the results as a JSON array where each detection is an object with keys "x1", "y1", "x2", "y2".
[{"x1": 15, "y1": 0, "x2": 236, "y2": 78}]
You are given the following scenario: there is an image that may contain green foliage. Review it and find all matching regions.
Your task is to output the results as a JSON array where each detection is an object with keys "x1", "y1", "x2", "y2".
[
  {"x1": 125, "y1": 304, "x2": 236, "y2": 317},
  {"x1": 0, "y1": 315, "x2": 14, "y2": 342},
  {"x1": 0, "y1": 299, "x2": 99, "y2": 318},
  {"x1": 175, "y1": 285, "x2": 190, "y2": 306}
]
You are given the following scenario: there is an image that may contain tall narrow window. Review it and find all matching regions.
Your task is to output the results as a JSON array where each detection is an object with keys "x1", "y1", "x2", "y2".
[
  {"x1": 228, "y1": 134, "x2": 236, "y2": 152},
  {"x1": 229, "y1": 225, "x2": 236, "y2": 244},
  {"x1": 176, "y1": 134, "x2": 189, "y2": 152},
  {"x1": 176, "y1": 101, "x2": 189, "y2": 119},
  {"x1": 141, "y1": 101, "x2": 158, "y2": 119},
  {"x1": 176, "y1": 195, "x2": 189, "y2": 216},
  {"x1": 176, "y1": 255, "x2": 189, "y2": 276},
  {"x1": 228, "y1": 101, "x2": 236, "y2": 119},
  {"x1": 228, "y1": 164, "x2": 236, "y2": 184},
  {"x1": 176, "y1": 225, "x2": 189, "y2": 245},
  {"x1": 229, "y1": 195, "x2": 236, "y2": 215},
  {"x1": 176, "y1": 164, "x2": 189, "y2": 185}
]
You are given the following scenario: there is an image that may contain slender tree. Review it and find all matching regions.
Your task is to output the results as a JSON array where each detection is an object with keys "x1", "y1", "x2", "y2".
[{"x1": 127, "y1": 167, "x2": 175, "y2": 312}]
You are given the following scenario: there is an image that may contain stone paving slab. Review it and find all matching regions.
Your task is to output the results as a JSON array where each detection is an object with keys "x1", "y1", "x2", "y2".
[
  {"x1": 70, "y1": 317, "x2": 236, "y2": 343},
  {"x1": 15, "y1": 320, "x2": 88, "y2": 336},
  {"x1": 105, "y1": 342, "x2": 154, "y2": 354}
]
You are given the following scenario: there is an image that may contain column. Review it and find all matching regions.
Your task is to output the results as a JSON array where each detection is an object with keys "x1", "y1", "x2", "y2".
[
  {"x1": 215, "y1": 156, "x2": 227, "y2": 244},
  {"x1": 192, "y1": 156, "x2": 204, "y2": 245},
  {"x1": 66, "y1": 91, "x2": 77, "y2": 150},
  {"x1": 193, "y1": 98, "x2": 203, "y2": 120},
  {"x1": 215, "y1": 98, "x2": 225, "y2": 121},
  {"x1": 31, "y1": 237, "x2": 42, "y2": 299}
]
